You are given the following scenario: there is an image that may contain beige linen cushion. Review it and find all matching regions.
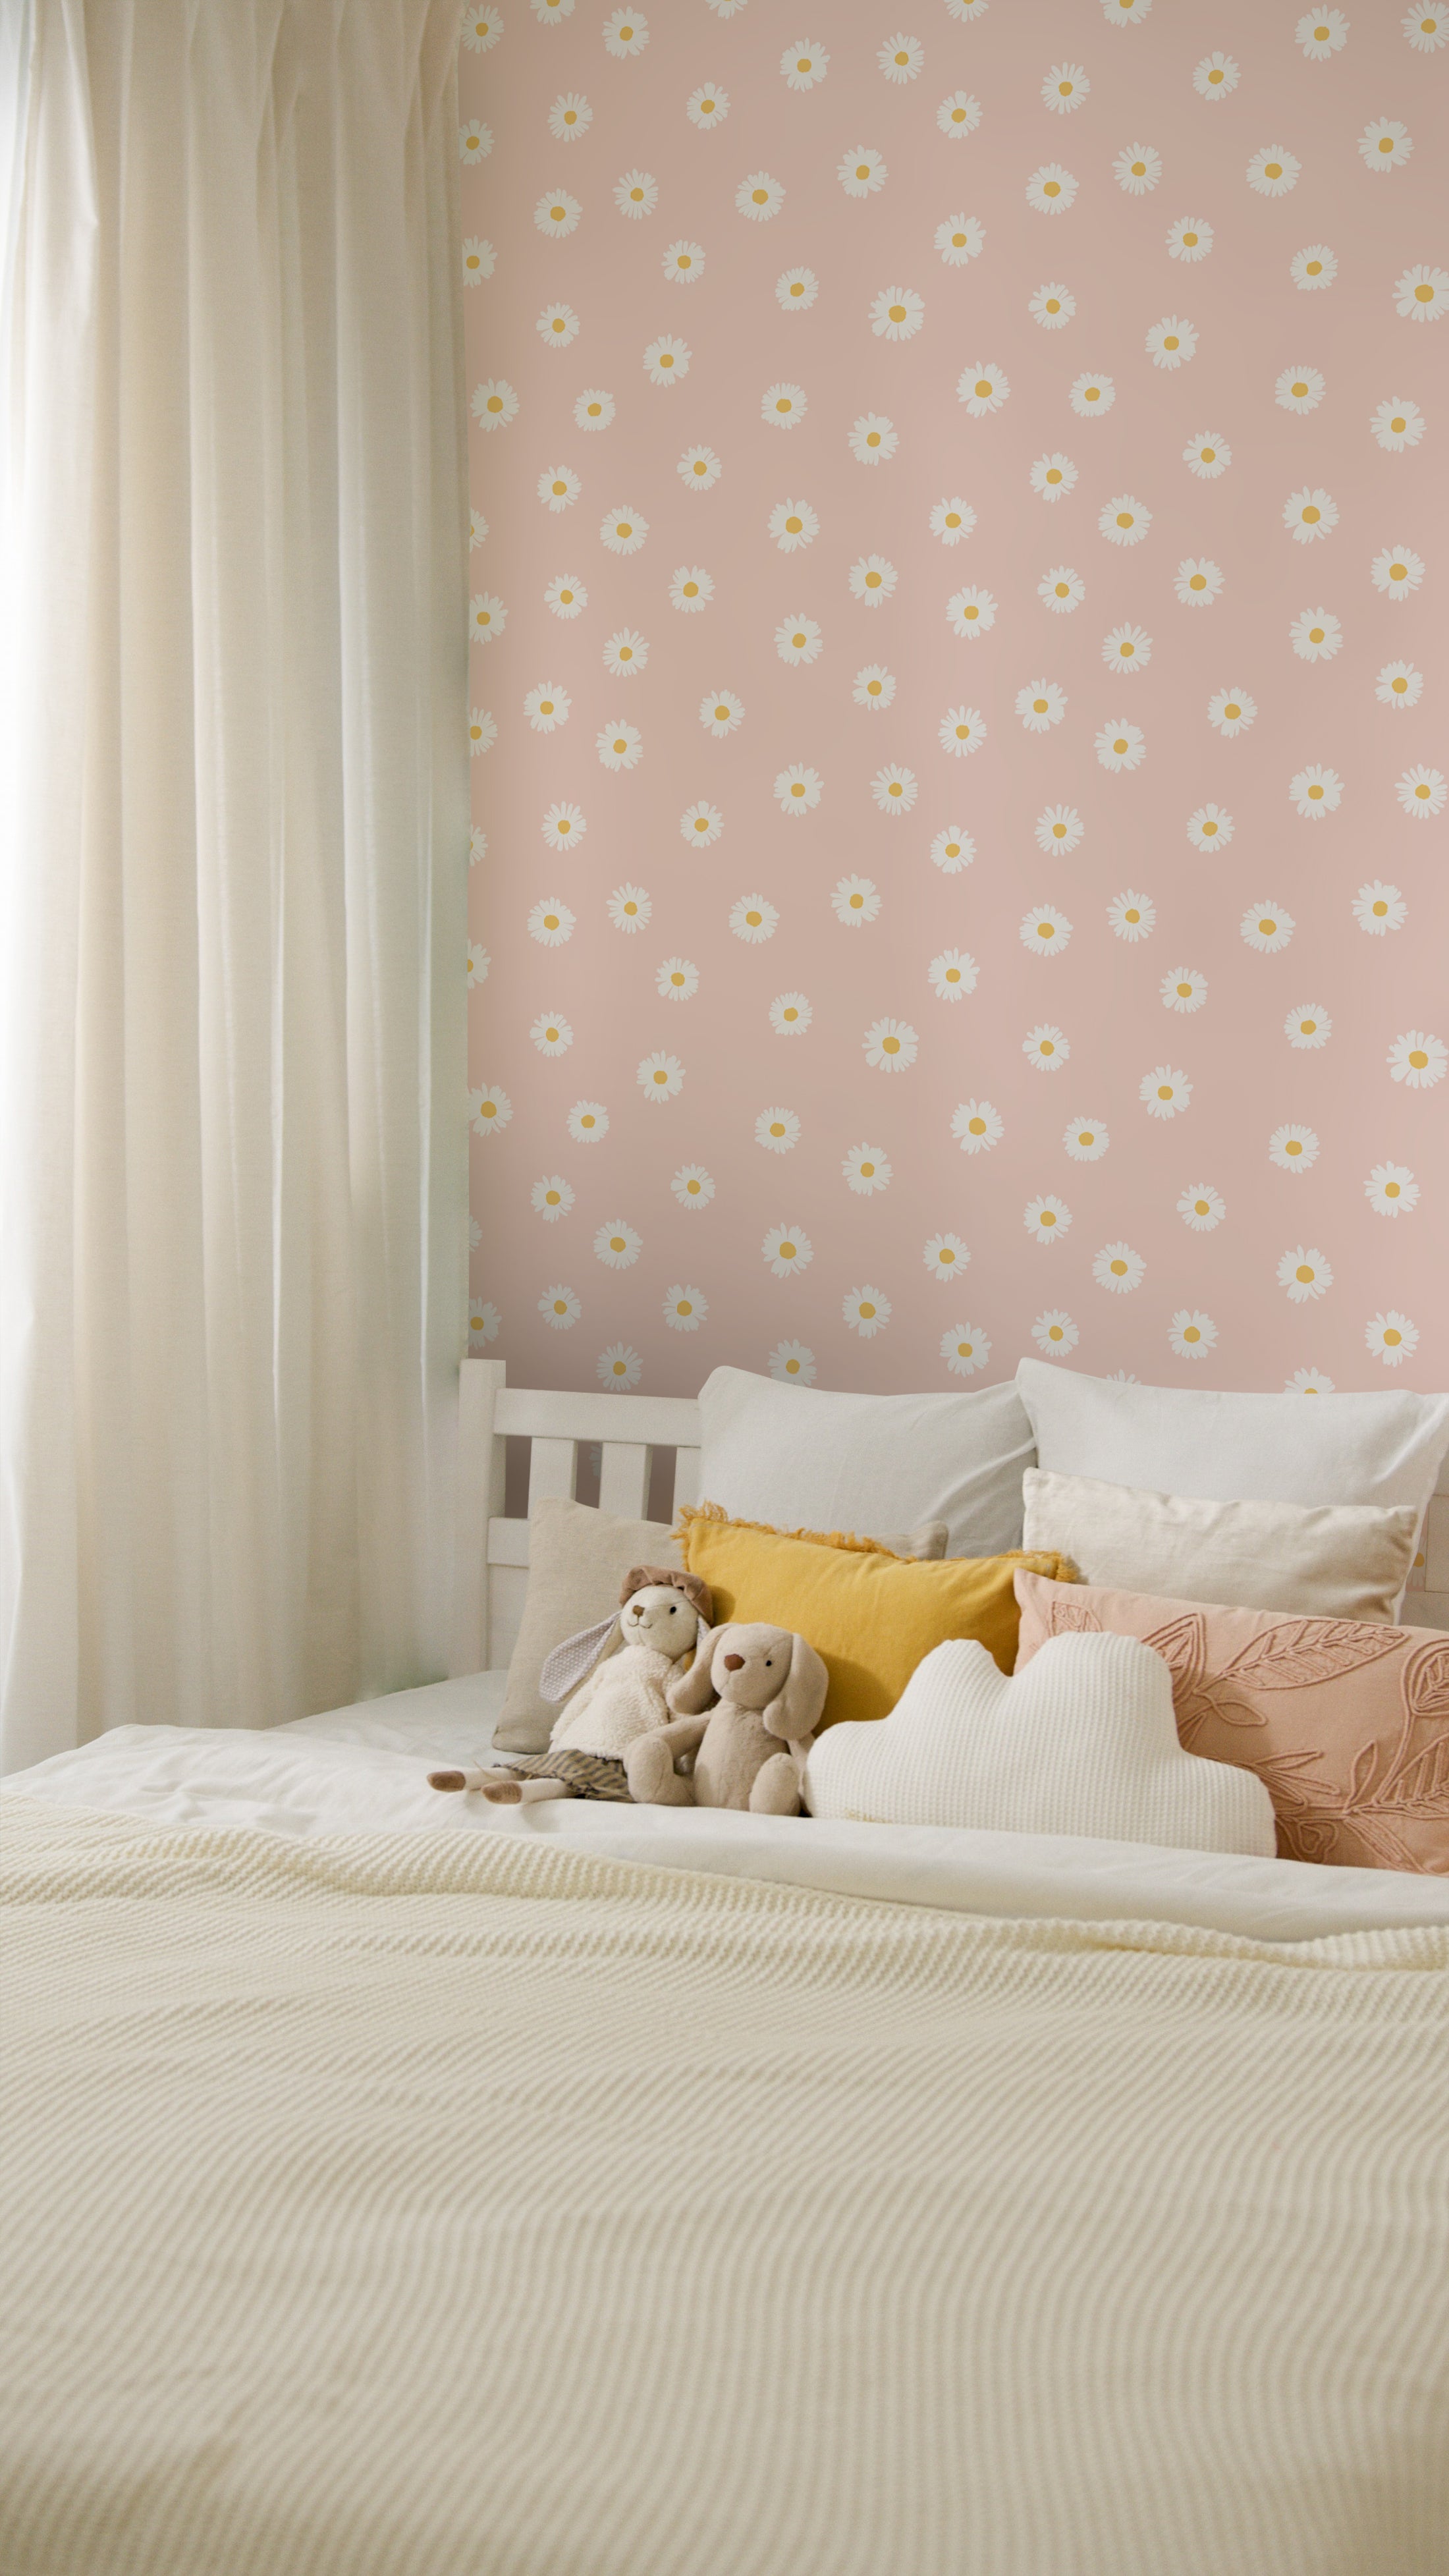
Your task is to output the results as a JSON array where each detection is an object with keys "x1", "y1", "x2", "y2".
[
  {"x1": 494, "y1": 1497, "x2": 684, "y2": 1753},
  {"x1": 1021, "y1": 1467, "x2": 1418, "y2": 1623}
]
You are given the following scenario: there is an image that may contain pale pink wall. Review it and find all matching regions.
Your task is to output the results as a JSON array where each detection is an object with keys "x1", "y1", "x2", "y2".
[{"x1": 460, "y1": 0, "x2": 1446, "y2": 1399}]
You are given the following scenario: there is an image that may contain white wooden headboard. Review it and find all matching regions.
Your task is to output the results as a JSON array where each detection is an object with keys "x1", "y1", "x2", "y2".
[{"x1": 447, "y1": 1357, "x2": 1449, "y2": 1678}]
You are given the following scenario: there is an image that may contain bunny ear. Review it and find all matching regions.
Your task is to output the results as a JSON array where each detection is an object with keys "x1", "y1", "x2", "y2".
[{"x1": 539, "y1": 1616, "x2": 618, "y2": 1704}]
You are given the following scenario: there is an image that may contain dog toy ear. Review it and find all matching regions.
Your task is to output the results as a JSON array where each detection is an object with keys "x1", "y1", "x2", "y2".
[
  {"x1": 762, "y1": 1632, "x2": 829, "y2": 1745},
  {"x1": 667, "y1": 1623, "x2": 720, "y2": 1716},
  {"x1": 539, "y1": 1614, "x2": 618, "y2": 1705}
]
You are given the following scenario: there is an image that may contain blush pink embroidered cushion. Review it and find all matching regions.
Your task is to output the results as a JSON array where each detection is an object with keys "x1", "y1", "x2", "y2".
[{"x1": 1014, "y1": 1569, "x2": 1449, "y2": 1878}]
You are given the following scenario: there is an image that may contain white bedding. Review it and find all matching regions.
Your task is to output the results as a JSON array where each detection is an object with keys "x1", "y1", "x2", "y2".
[{"x1": 10, "y1": 1670, "x2": 1449, "y2": 1945}]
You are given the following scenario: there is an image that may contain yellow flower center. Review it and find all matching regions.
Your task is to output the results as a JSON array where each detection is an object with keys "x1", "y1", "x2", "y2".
[
  {"x1": 752, "y1": 188, "x2": 769, "y2": 206},
  {"x1": 1058, "y1": 80, "x2": 1072, "y2": 96},
  {"x1": 1224, "y1": 703, "x2": 1240, "y2": 719},
  {"x1": 867, "y1": 680, "x2": 883, "y2": 696},
  {"x1": 1048, "y1": 1326, "x2": 1064, "y2": 1342},
  {"x1": 861, "y1": 1161, "x2": 875, "y2": 1177},
  {"x1": 1409, "y1": 1049, "x2": 1429, "y2": 1068},
  {"x1": 1286, "y1": 1139, "x2": 1301, "y2": 1155},
  {"x1": 480, "y1": 1100, "x2": 496, "y2": 1118},
  {"x1": 1047, "y1": 470, "x2": 1062, "y2": 485},
  {"x1": 1045, "y1": 298, "x2": 1060, "y2": 314},
  {"x1": 1184, "y1": 1326, "x2": 1201, "y2": 1344},
  {"x1": 557, "y1": 819, "x2": 571, "y2": 833},
  {"x1": 1261, "y1": 919, "x2": 1276, "y2": 937},
  {"x1": 1195, "y1": 1201, "x2": 1209, "y2": 1217},
  {"x1": 1184, "y1": 231, "x2": 1199, "y2": 248},
  {"x1": 888, "y1": 782, "x2": 902, "y2": 797},
  {"x1": 890, "y1": 305, "x2": 908, "y2": 323},
  {"x1": 553, "y1": 1300, "x2": 568, "y2": 1315},
  {"x1": 466, "y1": 254, "x2": 480, "y2": 270},
  {"x1": 975, "y1": 377, "x2": 992, "y2": 397},
  {"x1": 953, "y1": 233, "x2": 968, "y2": 248},
  {"x1": 1034, "y1": 698, "x2": 1049, "y2": 714},
  {"x1": 622, "y1": 903, "x2": 637, "y2": 918},
  {"x1": 1201, "y1": 446, "x2": 1215, "y2": 462},
  {"x1": 1120, "y1": 640, "x2": 1135, "y2": 657},
  {"x1": 684, "y1": 581, "x2": 699, "y2": 597},
  {"x1": 785, "y1": 515, "x2": 802, "y2": 534},
  {"x1": 1415, "y1": 282, "x2": 1435, "y2": 301},
  {"x1": 676, "y1": 1301, "x2": 692, "y2": 1317},
  {"x1": 652, "y1": 1070, "x2": 668, "y2": 1085},
  {"x1": 1292, "y1": 381, "x2": 1308, "y2": 398},
  {"x1": 791, "y1": 782, "x2": 806, "y2": 798},
  {"x1": 1039, "y1": 1040, "x2": 1055, "y2": 1056},
  {"x1": 780, "y1": 1242, "x2": 796, "y2": 1259},
  {"x1": 1296, "y1": 1264, "x2": 1315, "y2": 1284},
  {"x1": 620, "y1": 23, "x2": 634, "y2": 38},
  {"x1": 946, "y1": 840, "x2": 962, "y2": 856},
  {"x1": 1157, "y1": 1085, "x2": 1172, "y2": 1101},
  {"x1": 1308, "y1": 628, "x2": 1324, "y2": 644},
  {"x1": 856, "y1": 163, "x2": 871, "y2": 178},
  {"x1": 1041, "y1": 1209, "x2": 1056, "y2": 1226},
  {"x1": 883, "y1": 1034, "x2": 900, "y2": 1053},
  {"x1": 896, "y1": 49, "x2": 910, "y2": 63},
  {"x1": 1114, "y1": 737, "x2": 1128, "y2": 754},
  {"x1": 588, "y1": 402, "x2": 602, "y2": 416},
  {"x1": 486, "y1": 395, "x2": 503, "y2": 415},
  {"x1": 550, "y1": 204, "x2": 566, "y2": 221},
  {"x1": 581, "y1": 1112, "x2": 595, "y2": 1128},
  {"x1": 629, "y1": 188, "x2": 643, "y2": 204},
  {"x1": 701, "y1": 99, "x2": 715, "y2": 114},
  {"x1": 1300, "y1": 1019, "x2": 1316, "y2": 1035},
  {"x1": 1308, "y1": 784, "x2": 1323, "y2": 800},
  {"x1": 1391, "y1": 562, "x2": 1407, "y2": 580},
  {"x1": 1379, "y1": 136, "x2": 1394, "y2": 152},
  {"x1": 612, "y1": 1360, "x2": 627, "y2": 1376},
  {"x1": 783, "y1": 1007, "x2": 798, "y2": 1022},
  {"x1": 1079, "y1": 1132, "x2": 1094, "y2": 1148},
  {"x1": 1125, "y1": 909, "x2": 1139, "y2": 925},
  {"x1": 1306, "y1": 259, "x2": 1321, "y2": 275},
  {"x1": 1164, "y1": 335, "x2": 1180, "y2": 352},
  {"x1": 1415, "y1": 782, "x2": 1432, "y2": 800},
  {"x1": 958, "y1": 1342, "x2": 973, "y2": 1359},
  {"x1": 1265, "y1": 162, "x2": 1282, "y2": 180},
  {"x1": 1178, "y1": 983, "x2": 1193, "y2": 999},
  {"x1": 1208, "y1": 69, "x2": 1222, "y2": 84},
  {"x1": 1037, "y1": 921, "x2": 1054, "y2": 939},
  {"x1": 1045, "y1": 181, "x2": 1061, "y2": 198},
  {"x1": 860, "y1": 1302, "x2": 876, "y2": 1319},
  {"x1": 1385, "y1": 1329, "x2": 1402, "y2": 1346},
  {"x1": 546, "y1": 1190, "x2": 560, "y2": 1206},
  {"x1": 1386, "y1": 1182, "x2": 1401, "y2": 1198},
  {"x1": 746, "y1": 910, "x2": 761, "y2": 927},
  {"x1": 867, "y1": 432, "x2": 881, "y2": 449},
  {"x1": 1110, "y1": 1259, "x2": 1128, "y2": 1276},
  {"x1": 1132, "y1": 160, "x2": 1146, "y2": 176}
]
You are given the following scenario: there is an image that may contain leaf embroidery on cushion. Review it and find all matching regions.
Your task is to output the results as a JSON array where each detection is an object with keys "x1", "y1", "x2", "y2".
[
  {"x1": 1045, "y1": 1597, "x2": 1101, "y2": 1637},
  {"x1": 1218, "y1": 1620, "x2": 1409, "y2": 1694},
  {"x1": 1141, "y1": 1610, "x2": 1267, "y2": 1739},
  {"x1": 1404, "y1": 1638, "x2": 1449, "y2": 1726}
]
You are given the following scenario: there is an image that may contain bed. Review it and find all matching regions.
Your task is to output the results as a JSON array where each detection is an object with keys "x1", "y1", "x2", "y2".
[{"x1": 4, "y1": 1361, "x2": 1449, "y2": 2576}]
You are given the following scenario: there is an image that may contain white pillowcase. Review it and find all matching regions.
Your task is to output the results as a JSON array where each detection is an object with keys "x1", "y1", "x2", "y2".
[
  {"x1": 804, "y1": 1631, "x2": 1276, "y2": 1856},
  {"x1": 697, "y1": 1367, "x2": 1035, "y2": 1558},
  {"x1": 1016, "y1": 1359, "x2": 1449, "y2": 1518},
  {"x1": 1022, "y1": 1467, "x2": 1419, "y2": 1623}
]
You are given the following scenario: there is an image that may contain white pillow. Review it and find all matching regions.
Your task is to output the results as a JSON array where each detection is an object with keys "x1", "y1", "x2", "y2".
[
  {"x1": 1016, "y1": 1359, "x2": 1449, "y2": 1518},
  {"x1": 697, "y1": 1367, "x2": 1035, "y2": 1558},
  {"x1": 804, "y1": 1631, "x2": 1276, "y2": 1856},
  {"x1": 1022, "y1": 1467, "x2": 1419, "y2": 1623}
]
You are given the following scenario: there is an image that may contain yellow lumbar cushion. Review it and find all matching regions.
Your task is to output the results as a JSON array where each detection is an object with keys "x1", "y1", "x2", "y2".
[{"x1": 677, "y1": 1505, "x2": 1079, "y2": 1731}]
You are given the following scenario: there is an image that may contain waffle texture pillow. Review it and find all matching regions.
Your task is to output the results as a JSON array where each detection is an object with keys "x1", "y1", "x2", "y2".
[
  {"x1": 676, "y1": 1506, "x2": 1076, "y2": 1730},
  {"x1": 804, "y1": 1631, "x2": 1276, "y2": 1855}
]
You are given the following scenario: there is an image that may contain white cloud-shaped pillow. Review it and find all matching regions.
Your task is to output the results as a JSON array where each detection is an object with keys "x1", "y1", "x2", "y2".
[{"x1": 804, "y1": 1631, "x2": 1276, "y2": 1855}]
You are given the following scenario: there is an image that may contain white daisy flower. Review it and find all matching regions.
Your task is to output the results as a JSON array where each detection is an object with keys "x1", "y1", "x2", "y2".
[
  {"x1": 466, "y1": 944, "x2": 489, "y2": 993},
  {"x1": 763, "y1": 1224, "x2": 813, "y2": 1278},
  {"x1": 460, "y1": 119, "x2": 494, "y2": 165},
  {"x1": 523, "y1": 682, "x2": 569, "y2": 736},
  {"x1": 943, "y1": 1325, "x2": 991, "y2": 1378},
  {"x1": 574, "y1": 391, "x2": 615, "y2": 437},
  {"x1": 567, "y1": 1099, "x2": 609, "y2": 1143},
  {"x1": 470, "y1": 509, "x2": 488, "y2": 551},
  {"x1": 1208, "y1": 689, "x2": 1256, "y2": 736},
  {"x1": 1070, "y1": 371, "x2": 1114, "y2": 416},
  {"x1": 953, "y1": 1099, "x2": 1004, "y2": 1152},
  {"x1": 1404, "y1": 7, "x2": 1449, "y2": 50},
  {"x1": 607, "y1": 884, "x2": 650, "y2": 933},
  {"x1": 839, "y1": 148, "x2": 887, "y2": 198},
  {"x1": 1184, "y1": 431, "x2": 1230, "y2": 480},
  {"x1": 1193, "y1": 53, "x2": 1239, "y2": 99},
  {"x1": 662, "y1": 1285, "x2": 706, "y2": 1334},
  {"x1": 599, "y1": 505, "x2": 647, "y2": 554},
  {"x1": 937, "y1": 94, "x2": 982, "y2": 139},
  {"x1": 849, "y1": 413, "x2": 899, "y2": 465},
  {"x1": 1354, "y1": 880, "x2": 1407, "y2": 935},
  {"x1": 1168, "y1": 1311, "x2": 1217, "y2": 1361},
  {"x1": 537, "y1": 302, "x2": 580, "y2": 350},
  {"x1": 657, "y1": 957, "x2": 699, "y2": 1003},
  {"x1": 1286, "y1": 1004, "x2": 1331, "y2": 1049},
  {"x1": 873, "y1": 289, "x2": 925, "y2": 346},
  {"x1": 1276, "y1": 366, "x2": 1325, "y2": 416},
  {"x1": 775, "y1": 266, "x2": 818, "y2": 312},
  {"x1": 1372, "y1": 545, "x2": 1425, "y2": 598},
  {"x1": 469, "y1": 592, "x2": 505, "y2": 645},
  {"x1": 923, "y1": 1235, "x2": 970, "y2": 1286},
  {"x1": 880, "y1": 34, "x2": 923, "y2": 82},
  {"x1": 470, "y1": 1083, "x2": 512, "y2": 1137},
  {"x1": 1365, "y1": 1312, "x2": 1419, "y2": 1368},
  {"x1": 873, "y1": 766, "x2": 917, "y2": 815},
  {"x1": 1103, "y1": 623, "x2": 1151, "y2": 677},
  {"x1": 686, "y1": 83, "x2": 729, "y2": 128},
  {"x1": 730, "y1": 894, "x2": 778, "y2": 944},
  {"x1": 538, "y1": 468, "x2": 580, "y2": 516},
  {"x1": 1103, "y1": 0, "x2": 1153, "y2": 22},
  {"x1": 1029, "y1": 452, "x2": 1078, "y2": 501},
  {"x1": 1365, "y1": 1163, "x2": 1419, "y2": 1218},
  {"x1": 1371, "y1": 400, "x2": 1426, "y2": 454},
  {"x1": 1292, "y1": 244, "x2": 1337, "y2": 292},
  {"x1": 1290, "y1": 608, "x2": 1341, "y2": 661},
  {"x1": 769, "y1": 1340, "x2": 816, "y2": 1384},
  {"x1": 1377, "y1": 661, "x2": 1423, "y2": 710},
  {"x1": 467, "y1": 1295, "x2": 501, "y2": 1348},
  {"x1": 1094, "y1": 1244, "x2": 1145, "y2": 1295},
  {"x1": 1167, "y1": 218, "x2": 1213, "y2": 263},
  {"x1": 843, "y1": 1143, "x2": 892, "y2": 1195},
  {"x1": 547, "y1": 90, "x2": 591, "y2": 141},
  {"x1": 535, "y1": 187, "x2": 582, "y2": 240},
  {"x1": 1141, "y1": 1065, "x2": 1191, "y2": 1120},
  {"x1": 1108, "y1": 891, "x2": 1155, "y2": 942},
  {"x1": 614, "y1": 170, "x2": 657, "y2": 219},
  {"x1": 1043, "y1": 63, "x2": 1089, "y2": 113},
  {"x1": 680, "y1": 801, "x2": 724, "y2": 849},
  {"x1": 529, "y1": 897, "x2": 574, "y2": 947},
  {"x1": 532, "y1": 1175, "x2": 575, "y2": 1224},
  {"x1": 769, "y1": 501, "x2": 819, "y2": 554},
  {"x1": 849, "y1": 555, "x2": 896, "y2": 606},
  {"x1": 1361, "y1": 119, "x2": 1412, "y2": 172},
  {"x1": 472, "y1": 379, "x2": 518, "y2": 435},
  {"x1": 1394, "y1": 264, "x2": 1449, "y2": 321},
  {"x1": 1279, "y1": 1246, "x2": 1333, "y2": 1304},
  {"x1": 755, "y1": 1108, "x2": 800, "y2": 1154},
  {"x1": 1247, "y1": 148, "x2": 1301, "y2": 198},
  {"x1": 865, "y1": 1016, "x2": 917, "y2": 1070},
  {"x1": 469, "y1": 825, "x2": 487, "y2": 869},
  {"x1": 1179, "y1": 1184, "x2": 1225, "y2": 1232},
  {"x1": 603, "y1": 629, "x2": 647, "y2": 679},
  {"x1": 462, "y1": 237, "x2": 495, "y2": 287},
  {"x1": 1029, "y1": 283, "x2": 1076, "y2": 329},
  {"x1": 1298, "y1": 9, "x2": 1348, "y2": 55},
  {"x1": 1286, "y1": 1368, "x2": 1334, "y2": 1394},
  {"x1": 1024, "y1": 1024, "x2": 1070, "y2": 1072},
  {"x1": 777, "y1": 596, "x2": 819, "y2": 650},
  {"x1": 937, "y1": 216, "x2": 986, "y2": 267},
  {"x1": 676, "y1": 445, "x2": 723, "y2": 502},
  {"x1": 638, "y1": 1051, "x2": 683, "y2": 1103},
  {"x1": 603, "y1": 7, "x2": 648, "y2": 58},
  {"x1": 594, "y1": 1221, "x2": 642, "y2": 1270},
  {"x1": 672, "y1": 1164, "x2": 715, "y2": 1209},
  {"x1": 1017, "y1": 680, "x2": 1067, "y2": 733},
  {"x1": 1021, "y1": 903, "x2": 1072, "y2": 955},
  {"x1": 670, "y1": 566, "x2": 713, "y2": 612},
  {"x1": 843, "y1": 1286, "x2": 891, "y2": 1340},
  {"x1": 1025, "y1": 1193, "x2": 1071, "y2": 1246},
  {"x1": 770, "y1": 992, "x2": 811, "y2": 1037},
  {"x1": 1289, "y1": 765, "x2": 1342, "y2": 819},
  {"x1": 1146, "y1": 316, "x2": 1197, "y2": 370},
  {"x1": 1176, "y1": 561, "x2": 1225, "y2": 613},
  {"x1": 596, "y1": 721, "x2": 643, "y2": 772},
  {"x1": 539, "y1": 1284, "x2": 581, "y2": 1332},
  {"x1": 1184, "y1": 804, "x2": 1232, "y2": 854},
  {"x1": 1039, "y1": 567, "x2": 1086, "y2": 616},
  {"x1": 738, "y1": 171, "x2": 786, "y2": 224},
  {"x1": 776, "y1": 764, "x2": 824, "y2": 815},
  {"x1": 1033, "y1": 1310, "x2": 1080, "y2": 1357},
  {"x1": 947, "y1": 586, "x2": 997, "y2": 638},
  {"x1": 958, "y1": 362, "x2": 1009, "y2": 416},
  {"x1": 832, "y1": 875, "x2": 881, "y2": 926},
  {"x1": 1390, "y1": 1029, "x2": 1448, "y2": 1089},
  {"x1": 1162, "y1": 968, "x2": 1208, "y2": 1014},
  {"x1": 932, "y1": 826, "x2": 976, "y2": 873},
  {"x1": 1101, "y1": 496, "x2": 1150, "y2": 545},
  {"x1": 854, "y1": 664, "x2": 897, "y2": 710},
  {"x1": 1037, "y1": 804, "x2": 1084, "y2": 854},
  {"x1": 1114, "y1": 144, "x2": 1162, "y2": 194},
  {"x1": 1064, "y1": 1117, "x2": 1109, "y2": 1162},
  {"x1": 541, "y1": 800, "x2": 586, "y2": 850},
  {"x1": 929, "y1": 948, "x2": 978, "y2": 1001},
  {"x1": 1269, "y1": 1122, "x2": 1319, "y2": 1171},
  {"x1": 598, "y1": 1344, "x2": 643, "y2": 1392},
  {"x1": 462, "y1": 7, "x2": 503, "y2": 50},
  {"x1": 1241, "y1": 904, "x2": 1296, "y2": 954},
  {"x1": 1027, "y1": 164, "x2": 1078, "y2": 216},
  {"x1": 781, "y1": 40, "x2": 828, "y2": 90},
  {"x1": 466, "y1": 706, "x2": 491, "y2": 762},
  {"x1": 699, "y1": 690, "x2": 744, "y2": 739},
  {"x1": 1097, "y1": 721, "x2": 1146, "y2": 773},
  {"x1": 762, "y1": 381, "x2": 806, "y2": 430}
]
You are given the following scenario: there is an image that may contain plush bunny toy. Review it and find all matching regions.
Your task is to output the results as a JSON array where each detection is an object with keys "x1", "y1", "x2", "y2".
[
  {"x1": 624, "y1": 1621, "x2": 829, "y2": 1816},
  {"x1": 429, "y1": 1566, "x2": 713, "y2": 1805}
]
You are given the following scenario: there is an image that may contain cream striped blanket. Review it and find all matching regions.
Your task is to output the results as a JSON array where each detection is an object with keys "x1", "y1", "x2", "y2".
[{"x1": 3, "y1": 1792, "x2": 1448, "y2": 2576}]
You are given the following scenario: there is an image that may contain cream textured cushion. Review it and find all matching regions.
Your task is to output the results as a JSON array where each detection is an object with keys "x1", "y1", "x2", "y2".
[
  {"x1": 804, "y1": 1631, "x2": 1276, "y2": 1855},
  {"x1": 697, "y1": 1366, "x2": 1036, "y2": 1558},
  {"x1": 1022, "y1": 1468, "x2": 1419, "y2": 1624},
  {"x1": 495, "y1": 1496, "x2": 683, "y2": 1754}
]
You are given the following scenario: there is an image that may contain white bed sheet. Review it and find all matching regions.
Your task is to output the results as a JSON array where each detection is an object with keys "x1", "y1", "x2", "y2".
[{"x1": 9, "y1": 1672, "x2": 1449, "y2": 1944}]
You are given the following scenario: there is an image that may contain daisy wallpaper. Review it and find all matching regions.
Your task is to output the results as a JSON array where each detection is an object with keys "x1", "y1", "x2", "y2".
[{"x1": 461, "y1": 0, "x2": 1446, "y2": 1406}]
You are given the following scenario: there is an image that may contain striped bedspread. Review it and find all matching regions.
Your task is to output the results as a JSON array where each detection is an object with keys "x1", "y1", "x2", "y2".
[{"x1": 3, "y1": 1792, "x2": 1447, "y2": 2576}]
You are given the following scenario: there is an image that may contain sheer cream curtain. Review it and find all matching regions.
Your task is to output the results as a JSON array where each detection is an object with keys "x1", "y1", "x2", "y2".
[{"x1": 0, "y1": 0, "x2": 469, "y2": 1771}]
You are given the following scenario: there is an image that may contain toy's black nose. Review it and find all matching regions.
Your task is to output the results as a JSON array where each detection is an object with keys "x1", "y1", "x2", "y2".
[{"x1": 723, "y1": 1652, "x2": 744, "y2": 1670}]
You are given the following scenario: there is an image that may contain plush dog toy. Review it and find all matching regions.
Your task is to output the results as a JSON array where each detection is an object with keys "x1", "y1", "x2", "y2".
[
  {"x1": 624, "y1": 1620, "x2": 829, "y2": 1815},
  {"x1": 428, "y1": 1566, "x2": 713, "y2": 1804}
]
